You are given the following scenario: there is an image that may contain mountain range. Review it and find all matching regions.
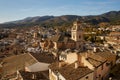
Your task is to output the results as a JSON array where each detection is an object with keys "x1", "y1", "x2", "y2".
[{"x1": 0, "y1": 10, "x2": 120, "y2": 28}]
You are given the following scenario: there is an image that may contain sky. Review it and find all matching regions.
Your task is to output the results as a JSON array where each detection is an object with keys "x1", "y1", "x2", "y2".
[{"x1": 0, "y1": 0, "x2": 120, "y2": 23}]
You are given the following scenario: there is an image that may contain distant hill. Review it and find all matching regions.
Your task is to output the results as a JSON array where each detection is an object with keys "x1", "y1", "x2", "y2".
[
  {"x1": 7, "y1": 16, "x2": 54, "y2": 24},
  {"x1": 0, "y1": 10, "x2": 120, "y2": 28}
]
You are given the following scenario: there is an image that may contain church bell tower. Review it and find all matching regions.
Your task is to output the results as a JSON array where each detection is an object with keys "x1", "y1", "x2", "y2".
[{"x1": 71, "y1": 19, "x2": 84, "y2": 49}]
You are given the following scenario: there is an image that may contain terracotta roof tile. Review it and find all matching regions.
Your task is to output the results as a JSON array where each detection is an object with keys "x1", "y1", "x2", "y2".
[
  {"x1": 0, "y1": 53, "x2": 37, "y2": 76},
  {"x1": 81, "y1": 52, "x2": 106, "y2": 67},
  {"x1": 19, "y1": 70, "x2": 49, "y2": 80},
  {"x1": 30, "y1": 52, "x2": 57, "y2": 63},
  {"x1": 50, "y1": 34, "x2": 74, "y2": 42},
  {"x1": 49, "y1": 62, "x2": 93, "y2": 80}
]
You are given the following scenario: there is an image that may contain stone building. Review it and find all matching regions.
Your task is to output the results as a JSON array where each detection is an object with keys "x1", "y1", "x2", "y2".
[{"x1": 40, "y1": 20, "x2": 85, "y2": 51}]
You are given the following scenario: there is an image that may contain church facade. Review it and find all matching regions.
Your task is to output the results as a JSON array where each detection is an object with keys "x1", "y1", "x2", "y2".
[{"x1": 40, "y1": 20, "x2": 84, "y2": 50}]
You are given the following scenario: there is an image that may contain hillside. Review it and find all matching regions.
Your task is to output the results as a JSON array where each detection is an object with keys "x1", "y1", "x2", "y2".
[{"x1": 0, "y1": 10, "x2": 120, "y2": 28}]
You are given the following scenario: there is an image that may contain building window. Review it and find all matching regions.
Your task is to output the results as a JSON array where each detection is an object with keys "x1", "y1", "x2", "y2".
[
  {"x1": 79, "y1": 35, "x2": 81, "y2": 39},
  {"x1": 101, "y1": 77, "x2": 103, "y2": 80},
  {"x1": 106, "y1": 62, "x2": 110, "y2": 66},
  {"x1": 86, "y1": 76, "x2": 89, "y2": 79},
  {"x1": 99, "y1": 74, "x2": 101, "y2": 78}
]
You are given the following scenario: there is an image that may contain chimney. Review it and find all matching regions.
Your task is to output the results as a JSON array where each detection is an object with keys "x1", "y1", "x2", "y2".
[
  {"x1": 93, "y1": 47, "x2": 97, "y2": 52},
  {"x1": 0, "y1": 62, "x2": 3, "y2": 67},
  {"x1": 0, "y1": 64, "x2": 2, "y2": 67},
  {"x1": 85, "y1": 52, "x2": 88, "y2": 58},
  {"x1": 32, "y1": 74, "x2": 36, "y2": 79},
  {"x1": 109, "y1": 77, "x2": 112, "y2": 80},
  {"x1": 59, "y1": 62, "x2": 61, "y2": 68},
  {"x1": 74, "y1": 62, "x2": 78, "y2": 69}
]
